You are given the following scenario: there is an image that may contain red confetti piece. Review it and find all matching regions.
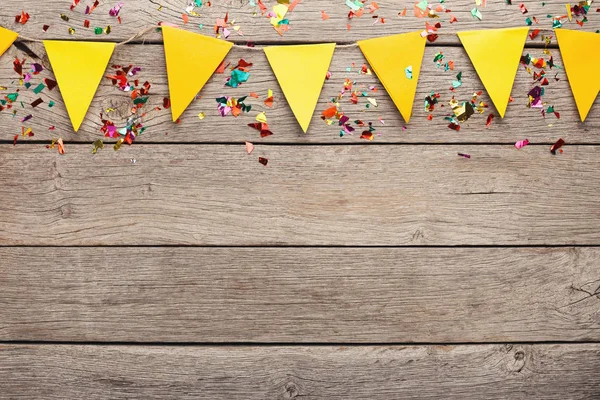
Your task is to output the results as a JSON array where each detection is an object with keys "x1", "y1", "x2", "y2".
[
  {"x1": 44, "y1": 78, "x2": 57, "y2": 91},
  {"x1": 15, "y1": 11, "x2": 30, "y2": 24},
  {"x1": 258, "y1": 157, "x2": 268, "y2": 166},
  {"x1": 519, "y1": 3, "x2": 528, "y2": 13},
  {"x1": 529, "y1": 29, "x2": 540, "y2": 40},
  {"x1": 163, "y1": 97, "x2": 171, "y2": 109},
  {"x1": 31, "y1": 98, "x2": 43, "y2": 108},
  {"x1": 486, "y1": 113, "x2": 494, "y2": 128},
  {"x1": 448, "y1": 122, "x2": 461, "y2": 131},
  {"x1": 550, "y1": 138, "x2": 565, "y2": 154},
  {"x1": 42, "y1": 25, "x2": 50, "y2": 32},
  {"x1": 360, "y1": 131, "x2": 374, "y2": 141}
]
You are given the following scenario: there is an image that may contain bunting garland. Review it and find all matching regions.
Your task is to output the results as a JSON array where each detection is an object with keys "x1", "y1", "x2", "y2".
[
  {"x1": 458, "y1": 27, "x2": 529, "y2": 118},
  {"x1": 358, "y1": 32, "x2": 427, "y2": 123},
  {"x1": 43, "y1": 40, "x2": 115, "y2": 132},
  {"x1": 264, "y1": 43, "x2": 335, "y2": 133},
  {"x1": 555, "y1": 29, "x2": 600, "y2": 121},
  {"x1": 0, "y1": 26, "x2": 18, "y2": 58},
  {"x1": 0, "y1": 25, "x2": 596, "y2": 132},
  {"x1": 163, "y1": 26, "x2": 233, "y2": 121}
]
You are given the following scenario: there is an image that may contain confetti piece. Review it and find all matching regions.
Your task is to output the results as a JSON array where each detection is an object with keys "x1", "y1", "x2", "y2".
[
  {"x1": 15, "y1": 11, "x2": 31, "y2": 24},
  {"x1": 258, "y1": 157, "x2": 268, "y2": 166},
  {"x1": 92, "y1": 139, "x2": 104, "y2": 154},
  {"x1": 470, "y1": 7, "x2": 482, "y2": 19},
  {"x1": 321, "y1": 10, "x2": 330, "y2": 20},
  {"x1": 264, "y1": 89, "x2": 274, "y2": 108},
  {"x1": 256, "y1": 111, "x2": 267, "y2": 123},
  {"x1": 519, "y1": 3, "x2": 528, "y2": 13},
  {"x1": 47, "y1": 138, "x2": 65, "y2": 154},
  {"x1": 458, "y1": 153, "x2": 471, "y2": 158},
  {"x1": 452, "y1": 71, "x2": 463, "y2": 88},
  {"x1": 198, "y1": 112, "x2": 206, "y2": 120},
  {"x1": 515, "y1": 139, "x2": 529, "y2": 149},
  {"x1": 405, "y1": 65, "x2": 413, "y2": 79},
  {"x1": 550, "y1": 138, "x2": 565, "y2": 154},
  {"x1": 486, "y1": 113, "x2": 494, "y2": 128},
  {"x1": 245, "y1": 141, "x2": 254, "y2": 154},
  {"x1": 31, "y1": 98, "x2": 43, "y2": 108},
  {"x1": 109, "y1": 2, "x2": 124, "y2": 17}
]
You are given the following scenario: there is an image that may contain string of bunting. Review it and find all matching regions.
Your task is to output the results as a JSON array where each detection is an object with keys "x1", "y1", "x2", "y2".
[{"x1": 0, "y1": 25, "x2": 598, "y2": 133}]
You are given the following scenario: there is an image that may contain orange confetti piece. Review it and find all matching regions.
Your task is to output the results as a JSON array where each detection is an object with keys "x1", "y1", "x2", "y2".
[
  {"x1": 321, "y1": 10, "x2": 329, "y2": 20},
  {"x1": 249, "y1": 92, "x2": 259, "y2": 98},
  {"x1": 399, "y1": 8, "x2": 407, "y2": 16},
  {"x1": 288, "y1": 0, "x2": 301, "y2": 12},
  {"x1": 322, "y1": 105, "x2": 337, "y2": 119},
  {"x1": 57, "y1": 138, "x2": 65, "y2": 154},
  {"x1": 182, "y1": 13, "x2": 189, "y2": 24}
]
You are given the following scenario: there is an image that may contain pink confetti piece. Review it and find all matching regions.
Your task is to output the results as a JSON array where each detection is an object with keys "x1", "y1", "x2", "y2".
[{"x1": 515, "y1": 139, "x2": 529, "y2": 149}]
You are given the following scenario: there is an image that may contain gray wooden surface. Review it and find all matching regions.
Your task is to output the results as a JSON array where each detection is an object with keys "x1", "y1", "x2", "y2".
[
  {"x1": 2, "y1": 144, "x2": 600, "y2": 246},
  {"x1": 2, "y1": 344, "x2": 600, "y2": 399},
  {"x1": 2, "y1": 246, "x2": 599, "y2": 342},
  {"x1": 1, "y1": 0, "x2": 599, "y2": 397}
]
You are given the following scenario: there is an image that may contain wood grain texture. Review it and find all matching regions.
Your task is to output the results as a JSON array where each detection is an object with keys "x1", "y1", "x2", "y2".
[
  {"x1": 1, "y1": 344, "x2": 600, "y2": 399},
  {"x1": 2, "y1": 247, "x2": 600, "y2": 342},
  {"x1": 2, "y1": 144, "x2": 600, "y2": 246},
  {"x1": 2, "y1": 0, "x2": 598, "y2": 44},
  {"x1": 1, "y1": 42, "x2": 597, "y2": 144}
]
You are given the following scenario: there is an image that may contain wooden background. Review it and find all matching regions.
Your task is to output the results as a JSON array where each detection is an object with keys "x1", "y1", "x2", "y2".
[{"x1": 1, "y1": 0, "x2": 599, "y2": 398}]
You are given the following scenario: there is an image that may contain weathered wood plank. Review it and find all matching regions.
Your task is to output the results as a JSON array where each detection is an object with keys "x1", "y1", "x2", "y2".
[
  {"x1": 1, "y1": 0, "x2": 597, "y2": 44},
  {"x1": 1, "y1": 144, "x2": 599, "y2": 246},
  {"x1": 1, "y1": 43, "x2": 596, "y2": 144},
  {"x1": 1, "y1": 344, "x2": 599, "y2": 399},
  {"x1": 2, "y1": 247, "x2": 599, "y2": 342}
]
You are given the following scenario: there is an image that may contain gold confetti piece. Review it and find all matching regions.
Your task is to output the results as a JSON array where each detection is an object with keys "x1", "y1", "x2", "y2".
[
  {"x1": 256, "y1": 111, "x2": 267, "y2": 123},
  {"x1": 92, "y1": 139, "x2": 104, "y2": 154},
  {"x1": 198, "y1": 112, "x2": 206, "y2": 120}
]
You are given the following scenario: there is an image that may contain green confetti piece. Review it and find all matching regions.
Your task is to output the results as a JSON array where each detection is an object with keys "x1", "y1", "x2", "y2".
[
  {"x1": 48, "y1": 101, "x2": 55, "y2": 108},
  {"x1": 94, "y1": 27, "x2": 103, "y2": 34},
  {"x1": 33, "y1": 83, "x2": 46, "y2": 94},
  {"x1": 471, "y1": 7, "x2": 482, "y2": 20},
  {"x1": 6, "y1": 93, "x2": 18, "y2": 101},
  {"x1": 525, "y1": 17, "x2": 533, "y2": 25},
  {"x1": 133, "y1": 96, "x2": 149, "y2": 105}
]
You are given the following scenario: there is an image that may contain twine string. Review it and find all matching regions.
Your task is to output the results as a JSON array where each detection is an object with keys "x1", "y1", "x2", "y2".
[{"x1": 14, "y1": 25, "x2": 455, "y2": 48}]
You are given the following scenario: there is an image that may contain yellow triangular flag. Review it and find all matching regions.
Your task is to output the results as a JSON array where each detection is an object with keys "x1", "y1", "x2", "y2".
[
  {"x1": 44, "y1": 41, "x2": 115, "y2": 132},
  {"x1": 163, "y1": 26, "x2": 233, "y2": 121},
  {"x1": 358, "y1": 32, "x2": 426, "y2": 123},
  {"x1": 458, "y1": 27, "x2": 529, "y2": 118},
  {"x1": 0, "y1": 26, "x2": 18, "y2": 58},
  {"x1": 556, "y1": 29, "x2": 600, "y2": 122},
  {"x1": 264, "y1": 43, "x2": 335, "y2": 133}
]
